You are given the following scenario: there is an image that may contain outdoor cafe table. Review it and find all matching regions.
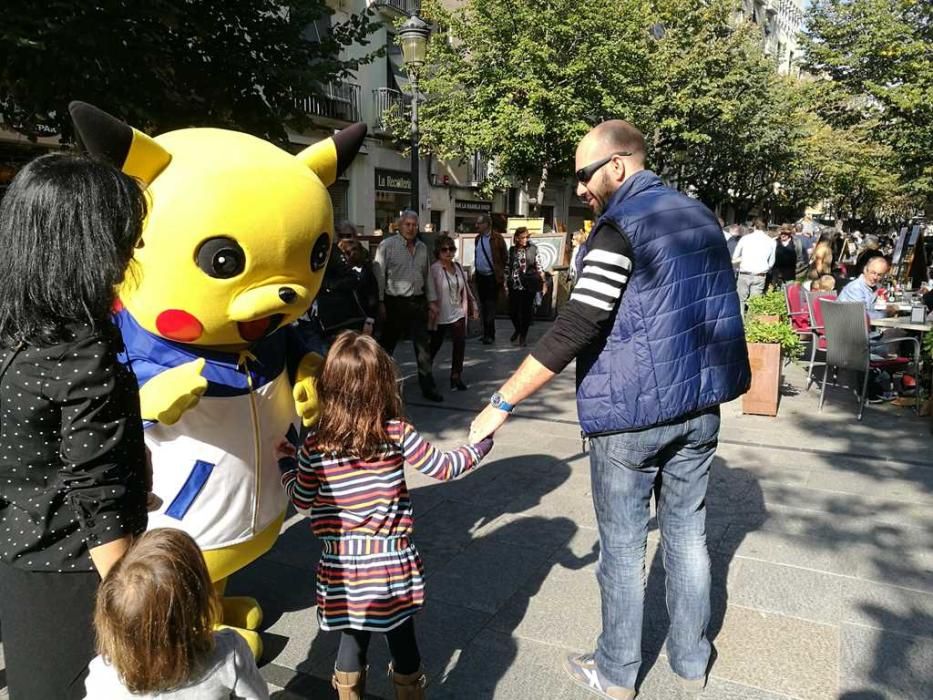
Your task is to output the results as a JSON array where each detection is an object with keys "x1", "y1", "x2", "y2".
[
  {"x1": 870, "y1": 316, "x2": 932, "y2": 412},
  {"x1": 869, "y1": 317, "x2": 933, "y2": 333}
]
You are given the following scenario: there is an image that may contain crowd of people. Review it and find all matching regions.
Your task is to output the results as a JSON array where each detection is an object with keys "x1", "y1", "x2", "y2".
[
  {"x1": 726, "y1": 216, "x2": 931, "y2": 314},
  {"x1": 310, "y1": 211, "x2": 551, "y2": 402}
]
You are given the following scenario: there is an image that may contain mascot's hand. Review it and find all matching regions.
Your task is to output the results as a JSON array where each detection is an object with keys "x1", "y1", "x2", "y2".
[
  {"x1": 139, "y1": 358, "x2": 208, "y2": 425},
  {"x1": 293, "y1": 352, "x2": 324, "y2": 427}
]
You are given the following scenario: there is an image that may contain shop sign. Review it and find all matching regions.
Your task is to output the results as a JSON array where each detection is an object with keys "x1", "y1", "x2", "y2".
[
  {"x1": 455, "y1": 199, "x2": 492, "y2": 212},
  {"x1": 375, "y1": 168, "x2": 411, "y2": 193}
]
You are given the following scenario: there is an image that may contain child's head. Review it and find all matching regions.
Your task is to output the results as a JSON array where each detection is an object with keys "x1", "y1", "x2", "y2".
[
  {"x1": 94, "y1": 529, "x2": 219, "y2": 694},
  {"x1": 815, "y1": 274, "x2": 836, "y2": 292},
  {"x1": 315, "y1": 331, "x2": 403, "y2": 457},
  {"x1": 0, "y1": 152, "x2": 146, "y2": 345}
]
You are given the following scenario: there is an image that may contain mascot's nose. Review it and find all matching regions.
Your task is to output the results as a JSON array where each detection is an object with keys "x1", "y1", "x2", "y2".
[{"x1": 278, "y1": 287, "x2": 298, "y2": 303}]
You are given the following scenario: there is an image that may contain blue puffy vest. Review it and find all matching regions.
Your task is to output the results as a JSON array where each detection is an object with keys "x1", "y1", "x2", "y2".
[{"x1": 576, "y1": 171, "x2": 750, "y2": 435}]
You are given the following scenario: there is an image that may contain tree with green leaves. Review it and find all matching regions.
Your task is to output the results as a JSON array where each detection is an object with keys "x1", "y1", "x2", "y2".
[
  {"x1": 407, "y1": 0, "x2": 823, "y2": 219},
  {"x1": 644, "y1": 0, "x2": 807, "y2": 216},
  {"x1": 0, "y1": 0, "x2": 379, "y2": 143},
  {"x1": 803, "y1": 0, "x2": 933, "y2": 212},
  {"x1": 414, "y1": 0, "x2": 655, "y2": 207}
]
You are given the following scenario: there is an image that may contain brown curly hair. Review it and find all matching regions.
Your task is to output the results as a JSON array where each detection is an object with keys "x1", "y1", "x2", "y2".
[{"x1": 313, "y1": 331, "x2": 404, "y2": 458}]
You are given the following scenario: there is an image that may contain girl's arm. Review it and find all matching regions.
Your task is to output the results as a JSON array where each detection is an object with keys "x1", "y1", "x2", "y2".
[
  {"x1": 277, "y1": 438, "x2": 320, "y2": 514},
  {"x1": 396, "y1": 421, "x2": 493, "y2": 481}
]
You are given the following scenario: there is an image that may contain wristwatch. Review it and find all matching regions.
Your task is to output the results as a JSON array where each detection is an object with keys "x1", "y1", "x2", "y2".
[{"x1": 489, "y1": 391, "x2": 515, "y2": 414}]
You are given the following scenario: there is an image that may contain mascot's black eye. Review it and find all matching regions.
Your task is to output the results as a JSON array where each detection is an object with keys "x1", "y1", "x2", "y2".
[
  {"x1": 310, "y1": 233, "x2": 330, "y2": 272},
  {"x1": 195, "y1": 237, "x2": 246, "y2": 279}
]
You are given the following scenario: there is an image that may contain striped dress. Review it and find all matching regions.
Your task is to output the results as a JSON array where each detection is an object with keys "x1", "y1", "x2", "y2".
[{"x1": 281, "y1": 419, "x2": 492, "y2": 631}]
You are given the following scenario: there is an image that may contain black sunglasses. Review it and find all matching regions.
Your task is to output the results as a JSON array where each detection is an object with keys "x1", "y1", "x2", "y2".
[
  {"x1": 576, "y1": 151, "x2": 632, "y2": 183},
  {"x1": 440, "y1": 246, "x2": 457, "y2": 252}
]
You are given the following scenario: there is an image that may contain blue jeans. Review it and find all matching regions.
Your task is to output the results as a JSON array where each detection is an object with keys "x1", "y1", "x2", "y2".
[{"x1": 589, "y1": 408, "x2": 719, "y2": 688}]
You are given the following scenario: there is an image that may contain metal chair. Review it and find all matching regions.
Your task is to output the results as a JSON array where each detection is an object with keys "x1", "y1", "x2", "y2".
[
  {"x1": 819, "y1": 301, "x2": 920, "y2": 420},
  {"x1": 805, "y1": 291, "x2": 837, "y2": 390}
]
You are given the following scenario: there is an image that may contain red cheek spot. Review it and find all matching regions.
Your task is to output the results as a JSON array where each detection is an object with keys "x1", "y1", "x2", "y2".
[{"x1": 155, "y1": 310, "x2": 204, "y2": 342}]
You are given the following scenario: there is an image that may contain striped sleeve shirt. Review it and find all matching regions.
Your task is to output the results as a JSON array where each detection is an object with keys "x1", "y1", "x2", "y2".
[
  {"x1": 533, "y1": 221, "x2": 634, "y2": 373},
  {"x1": 279, "y1": 421, "x2": 492, "y2": 538}
]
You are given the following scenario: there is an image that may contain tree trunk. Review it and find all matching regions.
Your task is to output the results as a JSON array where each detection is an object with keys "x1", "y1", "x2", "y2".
[{"x1": 534, "y1": 165, "x2": 549, "y2": 215}]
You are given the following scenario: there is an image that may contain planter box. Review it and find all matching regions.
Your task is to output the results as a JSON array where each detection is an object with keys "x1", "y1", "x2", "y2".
[{"x1": 742, "y1": 342, "x2": 781, "y2": 416}]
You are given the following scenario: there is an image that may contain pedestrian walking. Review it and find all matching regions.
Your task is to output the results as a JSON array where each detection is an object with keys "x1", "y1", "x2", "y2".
[
  {"x1": 469, "y1": 120, "x2": 749, "y2": 699},
  {"x1": 275, "y1": 332, "x2": 493, "y2": 699},
  {"x1": 732, "y1": 218, "x2": 775, "y2": 315},
  {"x1": 506, "y1": 227, "x2": 545, "y2": 347},
  {"x1": 429, "y1": 234, "x2": 478, "y2": 391},
  {"x1": 373, "y1": 210, "x2": 443, "y2": 402},
  {"x1": 0, "y1": 154, "x2": 150, "y2": 700},
  {"x1": 471, "y1": 213, "x2": 508, "y2": 344},
  {"x1": 85, "y1": 529, "x2": 268, "y2": 699}
]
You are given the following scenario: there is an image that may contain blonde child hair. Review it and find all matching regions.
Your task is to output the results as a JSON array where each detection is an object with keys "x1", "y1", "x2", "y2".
[
  {"x1": 814, "y1": 274, "x2": 836, "y2": 292},
  {"x1": 94, "y1": 529, "x2": 220, "y2": 694}
]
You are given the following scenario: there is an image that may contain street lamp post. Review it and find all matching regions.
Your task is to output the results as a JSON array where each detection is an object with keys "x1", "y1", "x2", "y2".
[{"x1": 398, "y1": 14, "x2": 430, "y2": 214}]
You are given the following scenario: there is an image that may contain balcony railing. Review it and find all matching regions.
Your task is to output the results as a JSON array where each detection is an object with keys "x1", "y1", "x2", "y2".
[
  {"x1": 370, "y1": 0, "x2": 419, "y2": 14},
  {"x1": 372, "y1": 87, "x2": 408, "y2": 132},
  {"x1": 295, "y1": 82, "x2": 361, "y2": 123}
]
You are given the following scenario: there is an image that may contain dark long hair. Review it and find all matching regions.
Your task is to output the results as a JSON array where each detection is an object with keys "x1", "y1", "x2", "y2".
[
  {"x1": 0, "y1": 153, "x2": 146, "y2": 346},
  {"x1": 313, "y1": 331, "x2": 404, "y2": 459}
]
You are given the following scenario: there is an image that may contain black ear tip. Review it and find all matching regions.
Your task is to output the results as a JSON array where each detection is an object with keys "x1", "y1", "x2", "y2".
[
  {"x1": 68, "y1": 101, "x2": 133, "y2": 166},
  {"x1": 334, "y1": 122, "x2": 368, "y2": 176}
]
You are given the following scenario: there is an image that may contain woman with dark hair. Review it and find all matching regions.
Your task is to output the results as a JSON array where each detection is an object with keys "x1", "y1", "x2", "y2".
[
  {"x1": 506, "y1": 227, "x2": 545, "y2": 346},
  {"x1": 314, "y1": 222, "x2": 379, "y2": 339},
  {"x1": 429, "y1": 234, "x2": 478, "y2": 390},
  {"x1": 0, "y1": 153, "x2": 150, "y2": 699}
]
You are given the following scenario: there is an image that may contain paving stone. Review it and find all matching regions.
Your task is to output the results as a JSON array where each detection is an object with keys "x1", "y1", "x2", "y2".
[
  {"x1": 431, "y1": 628, "x2": 588, "y2": 700},
  {"x1": 719, "y1": 527, "x2": 864, "y2": 577},
  {"x1": 841, "y1": 579, "x2": 933, "y2": 639},
  {"x1": 726, "y1": 558, "x2": 845, "y2": 626},
  {"x1": 709, "y1": 604, "x2": 838, "y2": 699},
  {"x1": 429, "y1": 538, "x2": 559, "y2": 615},
  {"x1": 839, "y1": 623, "x2": 933, "y2": 700},
  {"x1": 489, "y1": 562, "x2": 602, "y2": 650}
]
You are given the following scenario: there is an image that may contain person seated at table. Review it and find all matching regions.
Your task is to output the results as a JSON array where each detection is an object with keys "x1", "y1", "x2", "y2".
[{"x1": 838, "y1": 257, "x2": 897, "y2": 320}]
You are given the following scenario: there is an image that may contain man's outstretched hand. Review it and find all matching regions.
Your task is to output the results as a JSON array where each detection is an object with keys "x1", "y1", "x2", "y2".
[{"x1": 469, "y1": 404, "x2": 510, "y2": 443}]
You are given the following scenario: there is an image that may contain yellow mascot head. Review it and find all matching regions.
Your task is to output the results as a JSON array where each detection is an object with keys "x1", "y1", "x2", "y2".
[{"x1": 69, "y1": 101, "x2": 366, "y2": 350}]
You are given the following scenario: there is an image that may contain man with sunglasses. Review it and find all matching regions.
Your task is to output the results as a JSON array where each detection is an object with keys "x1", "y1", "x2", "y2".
[{"x1": 470, "y1": 120, "x2": 749, "y2": 699}]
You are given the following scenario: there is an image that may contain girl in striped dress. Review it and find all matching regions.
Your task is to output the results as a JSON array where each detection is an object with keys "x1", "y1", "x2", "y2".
[{"x1": 275, "y1": 331, "x2": 492, "y2": 700}]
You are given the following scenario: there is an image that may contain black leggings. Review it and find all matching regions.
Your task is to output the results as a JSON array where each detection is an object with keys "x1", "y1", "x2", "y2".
[{"x1": 335, "y1": 617, "x2": 420, "y2": 674}]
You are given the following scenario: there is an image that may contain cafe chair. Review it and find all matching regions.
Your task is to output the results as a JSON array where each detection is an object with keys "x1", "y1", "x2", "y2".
[
  {"x1": 804, "y1": 290, "x2": 837, "y2": 390},
  {"x1": 819, "y1": 301, "x2": 920, "y2": 420},
  {"x1": 785, "y1": 283, "x2": 812, "y2": 340}
]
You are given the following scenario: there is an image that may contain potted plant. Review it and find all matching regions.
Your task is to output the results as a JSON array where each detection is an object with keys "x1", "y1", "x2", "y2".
[
  {"x1": 745, "y1": 290, "x2": 787, "y2": 325},
  {"x1": 742, "y1": 295, "x2": 803, "y2": 416}
]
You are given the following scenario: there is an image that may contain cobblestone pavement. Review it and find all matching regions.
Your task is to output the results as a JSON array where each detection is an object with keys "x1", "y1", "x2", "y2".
[{"x1": 2, "y1": 319, "x2": 931, "y2": 699}]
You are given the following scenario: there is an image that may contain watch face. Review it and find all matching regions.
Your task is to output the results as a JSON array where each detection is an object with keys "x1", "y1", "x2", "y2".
[{"x1": 490, "y1": 393, "x2": 502, "y2": 408}]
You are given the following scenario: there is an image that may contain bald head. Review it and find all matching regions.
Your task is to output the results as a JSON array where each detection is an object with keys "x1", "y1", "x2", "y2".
[
  {"x1": 575, "y1": 120, "x2": 646, "y2": 215},
  {"x1": 586, "y1": 120, "x2": 647, "y2": 166}
]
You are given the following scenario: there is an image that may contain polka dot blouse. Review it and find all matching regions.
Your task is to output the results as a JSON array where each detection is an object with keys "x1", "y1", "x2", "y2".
[{"x1": 0, "y1": 322, "x2": 148, "y2": 572}]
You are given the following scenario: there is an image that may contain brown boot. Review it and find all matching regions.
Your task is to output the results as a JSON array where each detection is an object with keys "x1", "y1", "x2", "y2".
[
  {"x1": 390, "y1": 664, "x2": 427, "y2": 700},
  {"x1": 332, "y1": 667, "x2": 367, "y2": 700}
]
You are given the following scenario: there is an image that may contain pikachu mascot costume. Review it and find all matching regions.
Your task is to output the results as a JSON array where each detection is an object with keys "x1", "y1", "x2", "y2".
[{"x1": 69, "y1": 102, "x2": 366, "y2": 657}]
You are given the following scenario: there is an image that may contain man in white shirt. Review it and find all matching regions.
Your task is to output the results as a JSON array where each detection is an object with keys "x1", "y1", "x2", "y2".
[{"x1": 732, "y1": 218, "x2": 775, "y2": 316}]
